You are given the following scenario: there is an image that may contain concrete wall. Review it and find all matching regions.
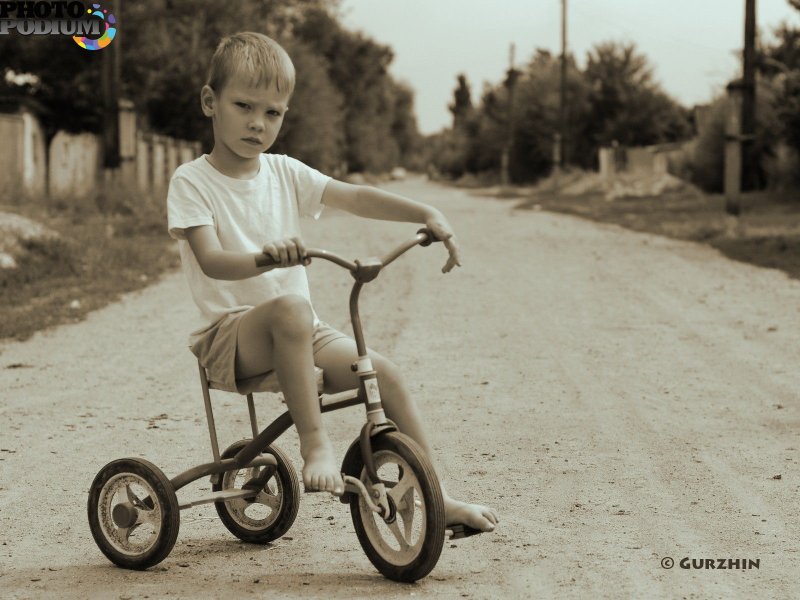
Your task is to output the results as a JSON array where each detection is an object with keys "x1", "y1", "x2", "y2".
[
  {"x1": 626, "y1": 147, "x2": 658, "y2": 174},
  {"x1": 48, "y1": 131, "x2": 102, "y2": 199},
  {"x1": 600, "y1": 140, "x2": 694, "y2": 179},
  {"x1": 136, "y1": 134, "x2": 150, "y2": 193},
  {"x1": 21, "y1": 112, "x2": 47, "y2": 197},
  {"x1": 0, "y1": 110, "x2": 47, "y2": 198},
  {"x1": 0, "y1": 114, "x2": 24, "y2": 195},
  {"x1": 0, "y1": 103, "x2": 201, "y2": 200}
]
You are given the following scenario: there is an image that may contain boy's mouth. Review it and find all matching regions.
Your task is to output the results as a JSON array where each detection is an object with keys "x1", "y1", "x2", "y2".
[{"x1": 242, "y1": 137, "x2": 263, "y2": 145}]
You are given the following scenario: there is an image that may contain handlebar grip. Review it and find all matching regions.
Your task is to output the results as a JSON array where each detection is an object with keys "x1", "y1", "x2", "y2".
[
  {"x1": 255, "y1": 253, "x2": 314, "y2": 268},
  {"x1": 255, "y1": 253, "x2": 277, "y2": 268},
  {"x1": 416, "y1": 227, "x2": 441, "y2": 247}
]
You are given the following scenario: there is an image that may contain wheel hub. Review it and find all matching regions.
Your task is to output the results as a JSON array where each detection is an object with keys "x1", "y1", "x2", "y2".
[{"x1": 112, "y1": 502, "x2": 139, "y2": 528}]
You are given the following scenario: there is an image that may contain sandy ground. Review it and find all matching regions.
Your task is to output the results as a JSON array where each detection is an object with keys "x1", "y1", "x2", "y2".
[{"x1": 1, "y1": 178, "x2": 800, "y2": 599}]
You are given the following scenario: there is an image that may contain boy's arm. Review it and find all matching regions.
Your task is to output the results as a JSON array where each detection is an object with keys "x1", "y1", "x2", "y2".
[
  {"x1": 185, "y1": 225, "x2": 307, "y2": 280},
  {"x1": 321, "y1": 180, "x2": 462, "y2": 273}
]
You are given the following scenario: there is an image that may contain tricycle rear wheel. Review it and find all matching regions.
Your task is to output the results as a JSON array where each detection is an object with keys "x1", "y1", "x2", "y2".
[
  {"x1": 87, "y1": 458, "x2": 180, "y2": 569},
  {"x1": 212, "y1": 439, "x2": 299, "y2": 543}
]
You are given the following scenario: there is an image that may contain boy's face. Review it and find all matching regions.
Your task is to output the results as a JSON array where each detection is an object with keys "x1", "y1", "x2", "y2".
[{"x1": 202, "y1": 75, "x2": 291, "y2": 160}]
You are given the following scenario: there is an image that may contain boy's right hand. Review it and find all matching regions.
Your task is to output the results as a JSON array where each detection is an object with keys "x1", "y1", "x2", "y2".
[{"x1": 262, "y1": 237, "x2": 311, "y2": 267}]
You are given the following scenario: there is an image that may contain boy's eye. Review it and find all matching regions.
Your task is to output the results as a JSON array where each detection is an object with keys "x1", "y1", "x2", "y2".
[
  {"x1": 267, "y1": 110, "x2": 281, "y2": 117},
  {"x1": 235, "y1": 102, "x2": 250, "y2": 110}
]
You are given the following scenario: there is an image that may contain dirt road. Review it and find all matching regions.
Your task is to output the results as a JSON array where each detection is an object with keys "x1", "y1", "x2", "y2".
[{"x1": 2, "y1": 178, "x2": 799, "y2": 599}]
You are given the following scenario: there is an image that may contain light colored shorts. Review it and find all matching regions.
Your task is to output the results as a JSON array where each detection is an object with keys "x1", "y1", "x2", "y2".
[{"x1": 190, "y1": 310, "x2": 348, "y2": 395}]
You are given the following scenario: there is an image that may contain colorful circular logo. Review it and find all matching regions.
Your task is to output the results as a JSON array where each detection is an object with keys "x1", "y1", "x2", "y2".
[{"x1": 73, "y1": 3, "x2": 116, "y2": 51}]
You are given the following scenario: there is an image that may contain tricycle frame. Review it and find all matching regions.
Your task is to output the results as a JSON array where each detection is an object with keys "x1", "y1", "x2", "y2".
[{"x1": 168, "y1": 230, "x2": 436, "y2": 509}]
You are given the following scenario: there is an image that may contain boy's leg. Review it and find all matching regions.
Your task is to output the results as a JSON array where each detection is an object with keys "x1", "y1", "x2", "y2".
[
  {"x1": 236, "y1": 295, "x2": 342, "y2": 494},
  {"x1": 313, "y1": 337, "x2": 499, "y2": 531}
]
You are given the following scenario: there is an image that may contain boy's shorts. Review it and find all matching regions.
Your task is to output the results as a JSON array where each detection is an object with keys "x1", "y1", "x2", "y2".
[{"x1": 190, "y1": 309, "x2": 348, "y2": 395}]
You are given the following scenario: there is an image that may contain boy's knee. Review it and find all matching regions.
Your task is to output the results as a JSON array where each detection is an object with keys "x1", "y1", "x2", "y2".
[
  {"x1": 373, "y1": 355, "x2": 405, "y2": 392},
  {"x1": 268, "y1": 294, "x2": 313, "y2": 338}
]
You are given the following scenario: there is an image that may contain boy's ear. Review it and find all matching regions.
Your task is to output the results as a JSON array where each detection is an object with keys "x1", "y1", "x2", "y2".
[{"x1": 200, "y1": 85, "x2": 216, "y2": 117}]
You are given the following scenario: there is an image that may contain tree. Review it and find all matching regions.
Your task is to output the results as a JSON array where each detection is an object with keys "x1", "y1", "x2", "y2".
[
  {"x1": 295, "y1": 6, "x2": 417, "y2": 172},
  {"x1": 0, "y1": 28, "x2": 105, "y2": 140},
  {"x1": 582, "y1": 42, "x2": 690, "y2": 151},
  {"x1": 760, "y1": 13, "x2": 800, "y2": 157},
  {"x1": 777, "y1": 71, "x2": 800, "y2": 153},
  {"x1": 0, "y1": 0, "x2": 416, "y2": 174},
  {"x1": 270, "y1": 40, "x2": 344, "y2": 173},
  {"x1": 508, "y1": 49, "x2": 591, "y2": 179},
  {"x1": 436, "y1": 50, "x2": 591, "y2": 182},
  {"x1": 448, "y1": 74, "x2": 474, "y2": 129},
  {"x1": 427, "y1": 75, "x2": 481, "y2": 177},
  {"x1": 389, "y1": 80, "x2": 423, "y2": 169}
]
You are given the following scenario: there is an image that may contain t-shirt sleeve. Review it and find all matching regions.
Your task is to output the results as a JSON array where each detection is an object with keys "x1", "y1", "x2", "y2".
[
  {"x1": 167, "y1": 172, "x2": 214, "y2": 240},
  {"x1": 284, "y1": 156, "x2": 331, "y2": 219}
]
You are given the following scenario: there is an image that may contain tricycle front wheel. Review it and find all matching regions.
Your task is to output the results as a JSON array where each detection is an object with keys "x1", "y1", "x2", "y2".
[{"x1": 349, "y1": 431, "x2": 446, "y2": 582}]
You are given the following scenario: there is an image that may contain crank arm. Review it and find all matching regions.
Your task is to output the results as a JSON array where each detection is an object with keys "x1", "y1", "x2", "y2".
[{"x1": 342, "y1": 475, "x2": 388, "y2": 515}]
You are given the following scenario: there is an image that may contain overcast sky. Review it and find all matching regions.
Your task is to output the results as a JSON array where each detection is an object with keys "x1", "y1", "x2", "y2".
[{"x1": 341, "y1": 0, "x2": 800, "y2": 134}]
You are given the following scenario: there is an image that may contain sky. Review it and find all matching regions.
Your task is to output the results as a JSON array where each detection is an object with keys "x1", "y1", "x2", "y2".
[{"x1": 341, "y1": 0, "x2": 800, "y2": 135}]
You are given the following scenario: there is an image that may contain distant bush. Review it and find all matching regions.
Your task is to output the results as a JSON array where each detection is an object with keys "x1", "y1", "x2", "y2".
[
  {"x1": 687, "y1": 98, "x2": 726, "y2": 193},
  {"x1": 687, "y1": 76, "x2": 787, "y2": 193},
  {"x1": 0, "y1": 234, "x2": 77, "y2": 288},
  {"x1": 762, "y1": 143, "x2": 800, "y2": 190}
]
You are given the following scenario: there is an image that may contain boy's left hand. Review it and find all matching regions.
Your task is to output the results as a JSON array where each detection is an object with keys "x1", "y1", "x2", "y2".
[{"x1": 426, "y1": 211, "x2": 461, "y2": 273}]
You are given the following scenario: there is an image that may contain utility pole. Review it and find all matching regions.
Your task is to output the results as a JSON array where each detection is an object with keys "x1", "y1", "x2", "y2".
[
  {"x1": 501, "y1": 43, "x2": 520, "y2": 187},
  {"x1": 102, "y1": 0, "x2": 121, "y2": 171},
  {"x1": 559, "y1": 0, "x2": 567, "y2": 169},
  {"x1": 724, "y1": 0, "x2": 756, "y2": 216},
  {"x1": 741, "y1": 0, "x2": 756, "y2": 190}
]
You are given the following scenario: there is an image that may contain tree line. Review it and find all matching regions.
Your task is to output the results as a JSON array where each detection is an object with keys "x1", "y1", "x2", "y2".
[
  {"x1": 2, "y1": 1, "x2": 799, "y2": 189},
  {"x1": 430, "y1": 1, "x2": 800, "y2": 191},
  {"x1": 0, "y1": 0, "x2": 420, "y2": 175},
  {"x1": 429, "y1": 42, "x2": 691, "y2": 184}
]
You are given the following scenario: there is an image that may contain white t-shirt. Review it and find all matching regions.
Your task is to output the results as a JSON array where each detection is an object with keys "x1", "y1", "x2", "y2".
[{"x1": 167, "y1": 153, "x2": 331, "y2": 340}]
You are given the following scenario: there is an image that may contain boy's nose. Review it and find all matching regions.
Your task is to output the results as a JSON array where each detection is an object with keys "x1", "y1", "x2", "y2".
[{"x1": 248, "y1": 119, "x2": 264, "y2": 132}]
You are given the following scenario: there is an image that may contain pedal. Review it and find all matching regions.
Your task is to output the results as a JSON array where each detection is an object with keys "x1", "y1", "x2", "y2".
[{"x1": 447, "y1": 524, "x2": 483, "y2": 540}]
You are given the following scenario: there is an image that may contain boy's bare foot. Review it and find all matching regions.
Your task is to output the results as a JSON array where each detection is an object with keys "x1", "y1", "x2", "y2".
[
  {"x1": 299, "y1": 432, "x2": 343, "y2": 494},
  {"x1": 444, "y1": 497, "x2": 499, "y2": 532}
]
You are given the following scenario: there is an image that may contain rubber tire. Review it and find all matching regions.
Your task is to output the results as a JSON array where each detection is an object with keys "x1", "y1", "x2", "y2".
[
  {"x1": 349, "y1": 431, "x2": 446, "y2": 582},
  {"x1": 87, "y1": 458, "x2": 180, "y2": 570},
  {"x1": 212, "y1": 439, "x2": 300, "y2": 543}
]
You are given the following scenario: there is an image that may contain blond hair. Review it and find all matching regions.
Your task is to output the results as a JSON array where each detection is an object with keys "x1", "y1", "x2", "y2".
[{"x1": 206, "y1": 32, "x2": 295, "y2": 94}]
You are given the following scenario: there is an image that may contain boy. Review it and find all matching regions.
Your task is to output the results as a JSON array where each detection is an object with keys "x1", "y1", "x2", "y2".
[{"x1": 167, "y1": 32, "x2": 498, "y2": 533}]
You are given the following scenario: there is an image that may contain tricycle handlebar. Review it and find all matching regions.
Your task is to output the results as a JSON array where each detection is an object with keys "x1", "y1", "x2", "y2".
[{"x1": 254, "y1": 229, "x2": 439, "y2": 272}]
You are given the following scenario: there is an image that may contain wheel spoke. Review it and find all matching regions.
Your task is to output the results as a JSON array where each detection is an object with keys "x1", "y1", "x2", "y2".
[
  {"x1": 254, "y1": 490, "x2": 281, "y2": 512},
  {"x1": 137, "y1": 507, "x2": 160, "y2": 529},
  {"x1": 117, "y1": 526, "x2": 131, "y2": 545},
  {"x1": 397, "y1": 487, "x2": 417, "y2": 540},
  {"x1": 386, "y1": 518, "x2": 411, "y2": 551},
  {"x1": 388, "y1": 475, "x2": 414, "y2": 510},
  {"x1": 125, "y1": 483, "x2": 154, "y2": 510},
  {"x1": 126, "y1": 484, "x2": 142, "y2": 507},
  {"x1": 226, "y1": 498, "x2": 249, "y2": 515}
]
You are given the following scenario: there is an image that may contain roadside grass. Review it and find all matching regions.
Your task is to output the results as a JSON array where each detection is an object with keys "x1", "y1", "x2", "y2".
[
  {"x1": 0, "y1": 186, "x2": 179, "y2": 342},
  {"x1": 513, "y1": 188, "x2": 800, "y2": 280}
]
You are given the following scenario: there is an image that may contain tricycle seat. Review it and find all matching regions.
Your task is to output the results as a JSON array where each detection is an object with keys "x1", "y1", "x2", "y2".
[{"x1": 202, "y1": 362, "x2": 325, "y2": 396}]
